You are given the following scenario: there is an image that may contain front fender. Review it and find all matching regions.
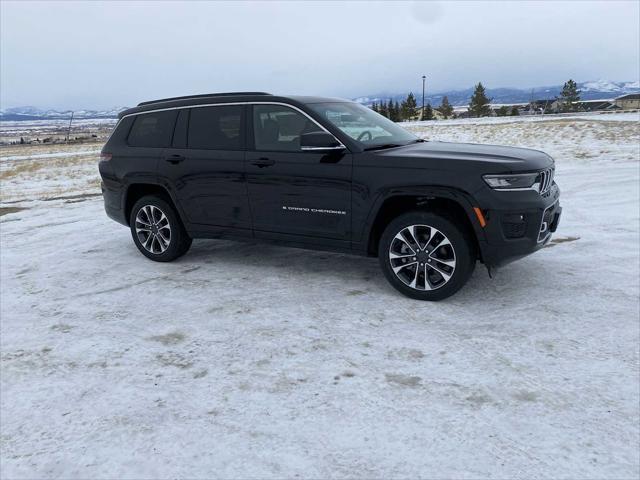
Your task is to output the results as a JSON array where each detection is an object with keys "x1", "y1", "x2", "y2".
[{"x1": 356, "y1": 186, "x2": 489, "y2": 260}]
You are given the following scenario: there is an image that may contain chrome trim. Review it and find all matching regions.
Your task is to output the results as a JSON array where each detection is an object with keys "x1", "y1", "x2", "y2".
[
  {"x1": 538, "y1": 167, "x2": 554, "y2": 194},
  {"x1": 490, "y1": 186, "x2": 539, "y2": 192},
  {"x1": 537, "y1": 200, "x2": 558, "y2": 243},
  {"x1": 300, "y1": 145, "x2": 346, "y2": 151},
  {"x1": 119, "y1": 101, "x2": 248, "y2": 118},
  {"x1": 117, "y1": 101, "x2": 347, "y2": 150}
]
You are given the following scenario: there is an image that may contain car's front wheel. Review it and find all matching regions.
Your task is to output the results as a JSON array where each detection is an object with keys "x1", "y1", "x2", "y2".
[
  {"x1": 379, "y1": 211, "x2": 475, "y2": 301},
  {"x1": 129, "y1": 195, "x2": 192, "y2": 262}
]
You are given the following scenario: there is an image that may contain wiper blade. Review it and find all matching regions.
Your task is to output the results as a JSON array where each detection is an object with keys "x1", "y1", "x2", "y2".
[{"x1": 364, "y1": 143, "x2": 403, "y2": 151}]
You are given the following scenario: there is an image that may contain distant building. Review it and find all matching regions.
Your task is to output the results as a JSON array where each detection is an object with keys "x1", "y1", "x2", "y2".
[
  {"x1": 452, "y1": 106, "x2": 470, "y2": 118},
  {"x1": 528, "y1": 99, "x2": 555, "y2": 115},
  {"x1": 483, "y1": 103, "x2": 525, "y2": 116},
  {"x1": 572, "y1": 99, "x2": 618, "y2": 112},
  {"x1": 615, "y1": 93, "x2": 640, "y2": 110}
]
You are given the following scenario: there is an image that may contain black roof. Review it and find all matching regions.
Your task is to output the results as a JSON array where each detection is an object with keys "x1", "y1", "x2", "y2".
[
  {"x1": 119, "y1": 92, "x2": 350, "y2": 118},
  {"x1": 616, "y1": 93, "x2": 640, "y2": 100},
  {"x1": 137, "y1": 92, "x2": 270, "y2": 106},
  {"x1": 530, "y1": 99, "x2": 555, "y2": 106}
]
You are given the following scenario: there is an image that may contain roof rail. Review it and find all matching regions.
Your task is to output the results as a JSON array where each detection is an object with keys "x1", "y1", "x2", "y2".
[{"x1": 137, "y1": 92, "x2": 271, "y2": 107}]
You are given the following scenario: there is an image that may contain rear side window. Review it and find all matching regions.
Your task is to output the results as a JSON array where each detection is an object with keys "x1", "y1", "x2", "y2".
[
  {"x1": 128, "y1": 111, "x2": 178, "y2": 147},
  {"x1": 188, "y1": 105, "x2": 244, "y2": 150}
]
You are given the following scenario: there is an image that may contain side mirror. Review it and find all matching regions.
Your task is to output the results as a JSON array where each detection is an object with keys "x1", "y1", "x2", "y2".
[{"x1": 300, "y1": 131, "x2": 345, "y2": 151}]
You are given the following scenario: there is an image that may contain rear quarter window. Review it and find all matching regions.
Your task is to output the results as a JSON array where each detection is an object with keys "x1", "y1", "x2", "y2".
[
  {"x1": 188, "y1": 105, "x2": 244, "y2": 150},
  {"x1": 128, "y1": 111, "x2": 178, "y2": 147}
]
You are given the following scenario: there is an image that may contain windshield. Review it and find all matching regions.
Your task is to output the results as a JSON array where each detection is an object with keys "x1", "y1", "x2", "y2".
[{"x1": 309, "y1": 102, "x2": 418, "y2": 149}]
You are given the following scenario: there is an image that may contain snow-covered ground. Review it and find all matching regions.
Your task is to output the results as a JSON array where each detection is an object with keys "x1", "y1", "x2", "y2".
[
  {"x1": 1, "y1": 113, "x2": 639, "y2": 478},
  {"x1": 0, "y1": 118, "x2": 116, "y2": 146},
  {"x1": 404, "y1": 110, "x2": 640, "y2": 127}
]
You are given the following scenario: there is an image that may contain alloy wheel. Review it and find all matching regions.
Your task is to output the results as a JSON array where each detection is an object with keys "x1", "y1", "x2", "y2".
[
  {"x1": 388, "y1": 224, "x2": 456, "y2": 290},
  {"x1": 135, "y1": 205, "x2": 171, "y2": 254}
]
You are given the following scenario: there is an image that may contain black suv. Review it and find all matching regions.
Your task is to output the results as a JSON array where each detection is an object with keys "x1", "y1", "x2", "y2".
[{"x1": 99, "y1": 92, "x2": 561, "y2": 300}]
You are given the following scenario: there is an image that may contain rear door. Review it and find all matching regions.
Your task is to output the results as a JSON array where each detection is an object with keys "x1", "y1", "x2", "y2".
[
  {"x1": 245, "y1": 103, "x2": 352, "y2": 242},
  {"x1": 158, "y1": 104, "x2": 252, "y2": 231},
  {"x1": 124, "y1": 110, "x2": 177, "y2": 182}
]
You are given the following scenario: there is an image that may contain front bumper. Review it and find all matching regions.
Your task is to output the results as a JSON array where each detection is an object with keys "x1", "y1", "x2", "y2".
[{"x1": 474, "y1": 182, "x2": 561, "y2": 267}]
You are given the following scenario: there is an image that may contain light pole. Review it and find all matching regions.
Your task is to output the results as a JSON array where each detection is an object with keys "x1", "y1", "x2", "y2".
[{"x1": 421, "y1": 75, "x2": 426, "y2": 120}]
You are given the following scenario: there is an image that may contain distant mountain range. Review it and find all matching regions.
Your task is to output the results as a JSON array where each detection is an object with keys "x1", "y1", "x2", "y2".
[
  {"x1": 1, "y1": 80, "x2": 638, "y2": 120},
  {"x1": 353, "y1": 79, "x2": 640, "y2": 107},
  {"x1": 0, "y1": 106, "x2": 127, "y2": 121}
]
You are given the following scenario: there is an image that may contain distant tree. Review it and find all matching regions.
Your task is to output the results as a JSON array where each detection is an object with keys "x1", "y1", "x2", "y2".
[
  {"x1": 387, "y1": 99, "x2": 395, "y2": 120},
  {"x1": 496, "y1": 106, "x2": 509, "y2": 117},
  {"x1": 20, "y1": 137, "x2": 25, "y2": 144},
  {"x1": 510, "y1": 106, "x2": 520, "y2": 116},
  {"x1": 371, "y1": 102, "x2": 378, "y2": 113},
  {"x1": 401, "y1": 92, "x2": 418, "y2": 121},
  {"x1": 422, "y1": 103, "x2": 434, "y2": 121},
  {"x1": 469, "y1": 82, "x2": 492, "y2": 117},
  {"x1": 379, "y1": 100, "x2": 388, "y2": 118},
  {"x1": 437, "y1": 96, "x2": 454, "y2": 119},
  {"x1": 559, "y1": 79, "x2": 581, "y2": 112},
  {"x1": 387, "y1": 100, "x2": 401, "y2": 122}
]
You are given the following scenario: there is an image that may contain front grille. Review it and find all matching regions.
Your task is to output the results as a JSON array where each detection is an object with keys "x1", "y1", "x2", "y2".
[{"x1": 537, "y1": 167, "x2": 555, "y2": 194}]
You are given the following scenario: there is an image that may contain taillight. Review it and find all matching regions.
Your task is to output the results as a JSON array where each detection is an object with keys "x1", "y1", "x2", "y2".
[{"x1": 100, "y1": 152, "x2": 112, "y2": 162}]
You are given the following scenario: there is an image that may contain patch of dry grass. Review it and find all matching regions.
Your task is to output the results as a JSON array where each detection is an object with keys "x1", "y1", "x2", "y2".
[
  {"x1": 0, "y1": 206, "x2": 26, "y2": 216},
  {"x1": 0, "y1": 150, "x2": 100, "y2": 203},
  {"x1": 0, "y1": 141, "x2": 103, "y2": 159},
  {"x1": 0, "y1": 154, "x2": 96, "y2": 181}
]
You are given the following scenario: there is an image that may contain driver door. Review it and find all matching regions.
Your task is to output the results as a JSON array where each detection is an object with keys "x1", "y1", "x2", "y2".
[{"x1": 245, "y1": 104, "x2": 352, "y2": 243}]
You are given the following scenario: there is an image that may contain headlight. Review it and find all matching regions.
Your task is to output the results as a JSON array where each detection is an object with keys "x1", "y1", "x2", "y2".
[{"x1": 483, "y1": 173, "x2": 539, "y2": 190}]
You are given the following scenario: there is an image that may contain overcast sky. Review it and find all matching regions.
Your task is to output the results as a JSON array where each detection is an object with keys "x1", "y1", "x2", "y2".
[{"x1": 1, "y1": 0, "x2": 639, "y2": 109}]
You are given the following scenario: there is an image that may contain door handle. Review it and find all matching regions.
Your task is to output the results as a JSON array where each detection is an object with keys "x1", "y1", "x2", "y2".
[
  {"x1": 251, "y1": 158, "x2": 275, "y2": 168},
  {"x1": 165, "y1": 155, "x2": 185, "y2": 164}
]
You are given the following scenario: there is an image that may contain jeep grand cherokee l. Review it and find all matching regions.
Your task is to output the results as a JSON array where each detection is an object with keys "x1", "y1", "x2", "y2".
[{"x1": 99, "y1": 92, "x2": 561, "y2": 300}]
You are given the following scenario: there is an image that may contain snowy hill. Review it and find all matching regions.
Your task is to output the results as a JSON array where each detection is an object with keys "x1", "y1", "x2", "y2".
[
  {"x1": 0, "y1": 106, "x2": 127, "y2": 121},
  {"x1": 2, "y1": 79, "x2": 638, "y2": 120},
  {"x1": 356, "y1": 79, "x2": 640, "y2": 107}
]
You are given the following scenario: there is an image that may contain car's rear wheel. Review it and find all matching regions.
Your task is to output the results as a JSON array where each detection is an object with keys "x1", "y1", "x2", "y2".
[
  {"x1": 129, "y1": 195, "x2": 192, "y2": 262},
  {"x1": 379, "y1": 211, "x2": 475, "y2": 301}
]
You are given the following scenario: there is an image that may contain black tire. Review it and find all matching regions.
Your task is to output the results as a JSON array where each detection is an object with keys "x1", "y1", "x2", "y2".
[
  {"x1": 129, "y1": 195, "x2": 192, "y2": 262},
  {"x1": 378, "y1": 211, "x2": 475, "y2": 301}
]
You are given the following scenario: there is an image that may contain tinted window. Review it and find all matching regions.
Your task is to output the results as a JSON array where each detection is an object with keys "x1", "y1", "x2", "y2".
[
  {"x1": 188, "y1": 106, "x2": 244, "y2": 150},
  {"x1": 128, "y1": 111, "x2": 177, "y2": 147},
  {"x1": 253, "y1": 105, "x2": 323, "y2": 152}
]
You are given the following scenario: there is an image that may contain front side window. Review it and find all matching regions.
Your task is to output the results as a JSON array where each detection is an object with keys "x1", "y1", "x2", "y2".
[
  {"x1": 188, "y1": 105, "x2": 244, "y2": 150},
  {"x1": 253, "y1": 105, "x2": 324, "y2": 152},
  {"x1": 128, "y1": 110, "x2": 178, "y2": 147},
  {"x1": 309, "y1": 102, "x2": 417, "y2": 149}
]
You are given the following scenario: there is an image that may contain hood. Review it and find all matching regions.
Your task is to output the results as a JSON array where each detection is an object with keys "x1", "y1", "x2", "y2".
[{"x1": 379, "y1": 140, "x2": 554, "y2": 173}]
